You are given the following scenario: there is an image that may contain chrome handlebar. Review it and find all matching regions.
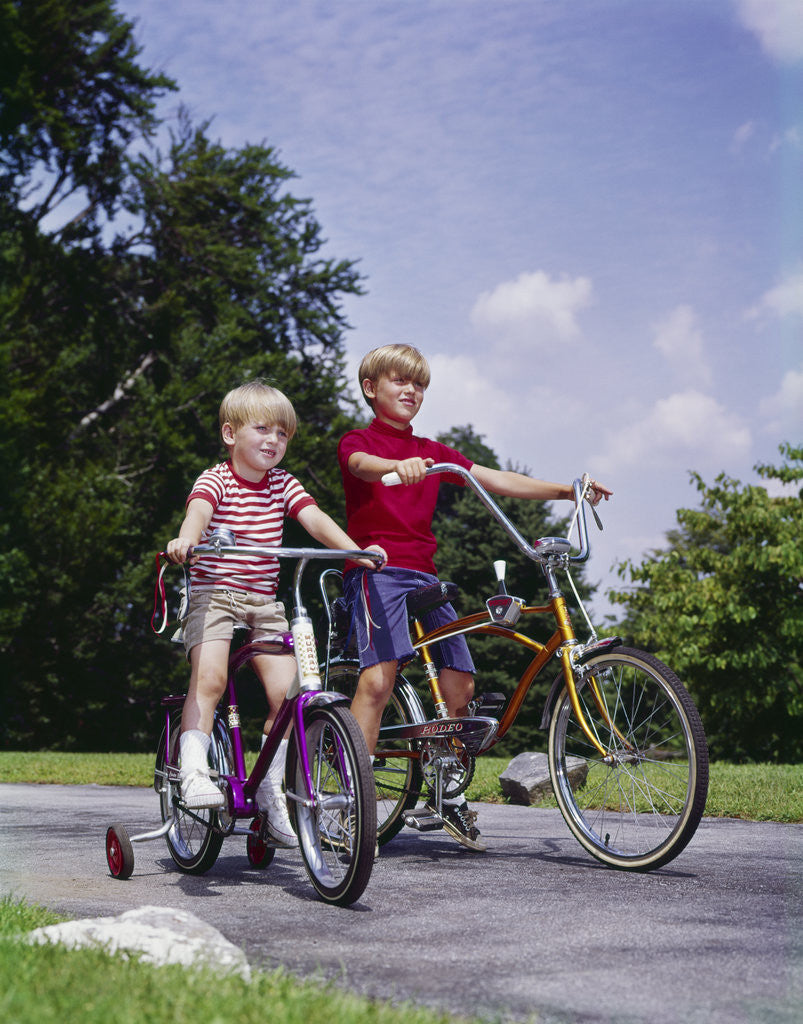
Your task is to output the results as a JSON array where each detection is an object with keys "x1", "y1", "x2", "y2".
[
  {"x1": 189, "y1": 538, "x2": 384, "y2": 614},
  {"x1": 380, "y1": 464, "x2": 593, "y2": 564}
]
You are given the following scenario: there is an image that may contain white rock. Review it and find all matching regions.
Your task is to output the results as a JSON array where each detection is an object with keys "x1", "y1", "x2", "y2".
[{"x1": 26, "y1": 905, "x2": 250, "y2": 979}]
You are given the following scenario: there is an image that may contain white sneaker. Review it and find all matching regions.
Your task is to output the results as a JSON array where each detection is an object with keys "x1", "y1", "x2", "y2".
[
  {"x1": 258, "y1": 791, "x2": 298, "y2": 848},
  {"x1": 180, "y1": 768, "x2": 225, "y2": 809}
]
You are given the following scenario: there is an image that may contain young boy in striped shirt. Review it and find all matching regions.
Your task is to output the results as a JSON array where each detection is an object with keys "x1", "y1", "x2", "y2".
[{"x1": 167, "y1": 380, "x2": 385, "y2": 846}]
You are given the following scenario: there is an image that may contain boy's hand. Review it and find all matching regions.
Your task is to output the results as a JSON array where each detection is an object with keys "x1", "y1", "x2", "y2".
[
  {"x1": 166, "y1": 538, "x2": 197, "y2": 564},
  {"x1": 394, "y1": 457, "x2": 434, "y2": 485},
  {"x1": 585, "y1": 479, "x2": 613, "y2": 506},
  {"x1": 355, "y1": 544, "x2": 387, "y2": 570}
]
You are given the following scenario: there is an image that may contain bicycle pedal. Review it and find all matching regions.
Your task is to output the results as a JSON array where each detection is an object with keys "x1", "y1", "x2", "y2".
[
  {"x1": 403, "y1": 808, "x2": 443, "y2": 832},
  {"x1": 473, "y1": 692, "x2": 506, "y2": 713}
]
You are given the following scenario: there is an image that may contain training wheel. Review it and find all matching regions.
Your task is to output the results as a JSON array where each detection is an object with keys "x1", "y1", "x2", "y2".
[
  {"x1": 106, "y1": 823, "x2": 135, "y2": 880},
  {"x1": 246, "y1": 816, "x2": 276, "y2": 869}
]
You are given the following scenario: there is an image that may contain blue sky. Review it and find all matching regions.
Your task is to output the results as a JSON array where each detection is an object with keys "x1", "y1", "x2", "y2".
[{"x1": 118, "y1": 0, "x2": 802, "y2": 619}]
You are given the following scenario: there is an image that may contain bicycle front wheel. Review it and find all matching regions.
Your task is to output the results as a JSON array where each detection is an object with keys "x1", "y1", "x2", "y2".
[
  {"x1": 287, "y1": 703, "x2": 377, "y2": 906},
  {"x1": 155, "y1": 708, "x2": 232, "y2": 874},
  {"x1": 326, "y1": 662, "x2": 421, "y2": 846},
  {"x1": 548, "y1": 647, "x2": 708, "y2": 871}
]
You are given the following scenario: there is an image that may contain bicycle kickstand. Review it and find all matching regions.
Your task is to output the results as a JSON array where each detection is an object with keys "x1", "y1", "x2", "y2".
[{"x1": 403, "y1": 760, "x2": 446, "y2": 833}]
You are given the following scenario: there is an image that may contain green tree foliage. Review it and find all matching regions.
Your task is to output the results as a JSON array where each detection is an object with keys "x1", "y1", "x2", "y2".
[
  {"x1": 1, "y1": 0, "x2": 174, "y2": 225},
  {"x1": 417, "y1": 426, "x2": 596, "y2": 753},
  {"x1": 0, "y1": 1, "x2": 364, "y2": 749},
  {"x1": 609, "y1": 443, "x2": 803, "y2": 762}
]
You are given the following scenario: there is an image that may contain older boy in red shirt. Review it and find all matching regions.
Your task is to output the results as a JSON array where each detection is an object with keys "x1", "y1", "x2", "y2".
[{"x1": 338, "y1": 344, "x2": 611, "y2": 850}]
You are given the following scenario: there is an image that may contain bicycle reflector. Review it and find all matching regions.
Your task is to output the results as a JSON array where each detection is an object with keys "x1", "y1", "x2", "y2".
[{"x1": 485, "y1": 594, "x2": 524, "y2": 628}]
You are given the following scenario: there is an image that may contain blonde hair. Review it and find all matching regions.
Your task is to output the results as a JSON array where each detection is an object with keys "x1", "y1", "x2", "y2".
[
  {"x1": 358, "y1": 344, "x2": 431, "y2": 408},
  {"x1": 219, "y1": 380, "x2": 297, "y2": 439}
]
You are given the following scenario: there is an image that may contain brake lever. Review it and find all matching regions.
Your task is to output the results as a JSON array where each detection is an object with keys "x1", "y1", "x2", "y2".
[{"x1": 587, "y1": 500, "x2": 604, "y2": 531}]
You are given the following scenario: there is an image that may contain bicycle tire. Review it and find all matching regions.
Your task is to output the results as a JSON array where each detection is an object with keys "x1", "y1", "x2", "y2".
[
  {"x1": 246, "y1": 816, "x2": 276, "y2": 870},
  {"x1": 106, "y1": 823, "x2": 135, "y2": 880},
  {"x1": 287, "y1": 704, "x2": 377, "y2": 906},
  {"x1": 155, "y1": 708, "x2": 232, "y2": 875},
  {"x1": 326, "y1": 662, "x2": 422, "y2": 846},
  {"x1": 548, "y1": 647, "x2": 709, "y2": 871}
]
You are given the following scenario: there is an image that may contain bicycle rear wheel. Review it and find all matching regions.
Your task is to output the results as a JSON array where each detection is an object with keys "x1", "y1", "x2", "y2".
[
  {"x1": 548, "y1": 647, "x2": 708, "y2": 871},
  {"x1": 326, "y1": 662, "x2": 422, "y2": 846},
  {"x1": 287, "y1": 703, "x2": 376, "y2": 906},
  {"x1": 155, "y1": 708, "x2": 233, "y2": 874}
]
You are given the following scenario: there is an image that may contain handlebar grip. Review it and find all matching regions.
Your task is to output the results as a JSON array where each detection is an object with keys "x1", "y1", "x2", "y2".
[{"x1": 381, "y1": 472, "x2": 402, "y2": 486}]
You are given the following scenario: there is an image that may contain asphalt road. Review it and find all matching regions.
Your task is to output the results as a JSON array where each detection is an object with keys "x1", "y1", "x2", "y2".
[{"x1": 1, "y1": 783, "x2": 801, "y2": 1024}]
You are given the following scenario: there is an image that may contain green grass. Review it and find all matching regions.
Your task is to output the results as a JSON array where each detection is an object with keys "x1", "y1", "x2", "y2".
[
  {"x1": 466, "y1": 756, "x2": 803, "y2": 822},
  {"x1": 0, "y1": 895, "x2": 469, "y2": 1024},
  {"x1": 0, "y1": 752, "x2": 157, "y2": 787},
  {"x1": 1, "y1": 752, "x2": 801, "y2": 821}
]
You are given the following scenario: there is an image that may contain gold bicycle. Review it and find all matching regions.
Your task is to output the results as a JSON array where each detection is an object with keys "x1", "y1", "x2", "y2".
[{"x1": 321, "y1": 468, "x2": 709, "y2": 871}]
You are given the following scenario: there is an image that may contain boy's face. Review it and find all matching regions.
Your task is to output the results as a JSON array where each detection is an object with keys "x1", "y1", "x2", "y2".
[
  {"x1": 222, "y1": 420, "x2": 288, "y2": 481},
  {"x1": 364, "y1": 372, "x2": 426, "y2": 429}
]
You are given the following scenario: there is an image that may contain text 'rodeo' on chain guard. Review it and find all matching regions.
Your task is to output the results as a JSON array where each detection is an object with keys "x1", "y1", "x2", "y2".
[{"x1": 378, "y1": 715, "x2": 498, "y2": 756}]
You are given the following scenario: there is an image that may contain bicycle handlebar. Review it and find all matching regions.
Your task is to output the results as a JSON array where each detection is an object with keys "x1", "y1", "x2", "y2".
[
  {"x1": 190, "y1": 540, "x2": 384, "y2": 565},
  {"x1": 188, "y1": 539, "x2": 384, "y2": 614},
  {"x1": 381, "y1": 464, "x2": 592, "y2": 564}
]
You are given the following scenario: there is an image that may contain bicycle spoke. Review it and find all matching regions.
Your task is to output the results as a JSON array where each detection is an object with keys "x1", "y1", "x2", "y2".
[{"x1": 325, "y1": 663, "x2": 421, "y2": 845}]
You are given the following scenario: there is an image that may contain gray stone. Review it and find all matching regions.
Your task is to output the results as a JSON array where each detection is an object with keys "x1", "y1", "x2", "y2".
[
  {"x1": 26, "y1": 905, "x2": 250, "y2": 978},
  {"x1": 499, "y1": 751, "x2": 588, "y2": 805}
]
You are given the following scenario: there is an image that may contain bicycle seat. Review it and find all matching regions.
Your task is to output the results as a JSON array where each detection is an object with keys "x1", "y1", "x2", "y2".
[{"x1": 406, "y1": 581, "x2": 459, "y2": 618}]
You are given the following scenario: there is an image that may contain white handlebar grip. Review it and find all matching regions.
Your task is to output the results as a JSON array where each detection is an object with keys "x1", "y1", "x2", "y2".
[{"x1": 381, "y1": 472, "x2": 402, "y2": 486}]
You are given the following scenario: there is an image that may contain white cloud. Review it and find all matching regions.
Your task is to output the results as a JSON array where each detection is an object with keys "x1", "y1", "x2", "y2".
[
  {"x1": 748, "y1": 268, "x2": 803, "y2": 319},
  {"x1": 593, "y1": 390, "x2": 752, "y2": 474},
  {"x1": 769, "y1": 125, "x2": 803, "y2": 154},
  {"x1": 759, "y1": 364, "x2": 803, "y2": 434},
  {"x1": 736, "y1": 0, "x2": 803, "y2": 64},
  {"x1": 762, "y1": 476, "x2": 801, "y2": 497},
  {"x1": 411, "y1": 351, "x2": 587, "y2": 475},
  {"x1": 470, "y1": 270, "x2": 593, "y2": 347},
  {"x1": 731, "y1": 120, "x2": 757, "y2": 152},
  {"x1": 413, "y1": 352, "x2": 511, "y2": 440},
  {"x1": 652, "y1": 305, "x2": 712, "y2": 387}
]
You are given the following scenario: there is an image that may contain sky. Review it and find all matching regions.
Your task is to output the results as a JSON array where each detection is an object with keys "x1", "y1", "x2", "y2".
[{"x1": 117, "y1": 0, "x2": 802, "y2": 621}]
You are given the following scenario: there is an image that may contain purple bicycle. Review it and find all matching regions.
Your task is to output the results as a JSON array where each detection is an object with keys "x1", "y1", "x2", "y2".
[{"x1": 105, "y1": 533, "x2": 382, "y2": 906}]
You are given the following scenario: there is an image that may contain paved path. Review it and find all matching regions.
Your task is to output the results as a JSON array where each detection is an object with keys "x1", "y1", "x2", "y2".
[{"x1": 1, "y1": 783, "x2": 801, "y2": 1024}]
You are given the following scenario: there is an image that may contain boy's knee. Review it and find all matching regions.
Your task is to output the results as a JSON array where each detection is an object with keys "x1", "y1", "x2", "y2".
[{"x1": 356, "y1": 661, "x2": 397, "y2": 703}]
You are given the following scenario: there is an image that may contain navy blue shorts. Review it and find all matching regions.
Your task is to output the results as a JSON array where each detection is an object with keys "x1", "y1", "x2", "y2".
[{"x1": 343, "y1": 566, "x2": 475, "y2": 673}]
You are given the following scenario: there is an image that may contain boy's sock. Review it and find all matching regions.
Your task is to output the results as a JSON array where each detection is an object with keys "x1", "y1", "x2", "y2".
[
  {"x1": 179, "y1": 728, "x2": 211, "y2": 771},
  {"x1": 256, "y1": 736, "x2": 288, "y2": 794},
  {"x1": 257, "y1": 736, "x2": 298, "y2": 848}
]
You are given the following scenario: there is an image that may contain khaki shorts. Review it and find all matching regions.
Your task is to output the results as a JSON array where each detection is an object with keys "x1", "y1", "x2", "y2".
[{"x1": 179, "y1": 588, "x2": 291, "y2": 657}]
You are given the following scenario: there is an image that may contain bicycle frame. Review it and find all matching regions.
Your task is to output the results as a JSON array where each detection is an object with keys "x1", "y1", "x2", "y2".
[
  {"x1": 181, "y1": 543, "x2": 380, "y2": 815},
  {"x1": 378, "y1": 468, "x2": 613, "y2": 760},
  {"x1": 407, "y1": 604, "x2": 619, "y2": 759}
]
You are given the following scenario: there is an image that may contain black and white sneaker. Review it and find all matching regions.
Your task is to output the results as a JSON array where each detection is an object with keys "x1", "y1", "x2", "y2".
[{"x1": 425, "y1": 797, "x2": 486, "y2": 852}]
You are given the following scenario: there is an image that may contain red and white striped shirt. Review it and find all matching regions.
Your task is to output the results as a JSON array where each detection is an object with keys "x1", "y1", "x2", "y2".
[{"x1": 187, "y1": 460, "x2": 317, "y2": 596}]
